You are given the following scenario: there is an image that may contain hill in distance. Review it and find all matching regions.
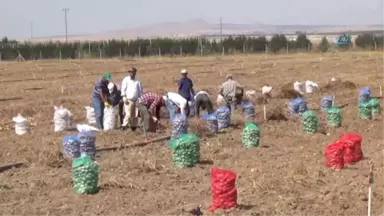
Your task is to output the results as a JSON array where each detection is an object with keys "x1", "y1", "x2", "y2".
[{"x1": 31, "y1": 19, "x2": 383, "y2": 42}]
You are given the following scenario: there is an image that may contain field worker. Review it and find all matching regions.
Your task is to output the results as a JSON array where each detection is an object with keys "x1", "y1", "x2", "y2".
[
  {"x1": 107, "y1": 82, "x2": 124, "y2": 126},
  {"x1": 92, "y1": 73, "x2": 112, "y2": 130},
  {"x1": 137, "y1": 92, "x2": 166, "y2": 133},
  {"x1": 178, "y1": 69, "x2": 195, "y2": 103},
  {"x1": 219, "y1": 74, "x2": 243, "y2": 113},
  {"x1": 194, "y1": 90, "x2": 214, "y2": 117},
  {"x1": 121, "y1": 67, "x2": 143, "y2": 131},
  {"x1": 163, "y1": 92, "x2": 189, "y2": 120}
]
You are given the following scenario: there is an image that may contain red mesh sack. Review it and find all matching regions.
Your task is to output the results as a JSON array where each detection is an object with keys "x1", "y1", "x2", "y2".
[
  {"x1": 339, "y1": 133, "x2": 363, "y2": 164},
  {"x1": 324, "y1": 141, "x2": 345, "y2": 169},
  {"x1": 209, "y1": 168, "x2": 238, "y2": 212}
]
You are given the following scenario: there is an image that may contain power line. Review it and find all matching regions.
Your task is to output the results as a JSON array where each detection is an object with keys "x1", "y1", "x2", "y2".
[{"x1": 62, "y1": 8, "x2": 69, "y2": 42}]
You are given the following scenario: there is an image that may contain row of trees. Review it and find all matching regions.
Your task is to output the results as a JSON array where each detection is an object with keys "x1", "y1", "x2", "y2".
[{"x1": 0, "y1": 33, "x2": 382, "y2": 60}]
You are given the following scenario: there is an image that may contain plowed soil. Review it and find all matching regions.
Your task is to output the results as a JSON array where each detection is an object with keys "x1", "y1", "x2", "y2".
[{"x1": 0, "y1": 52, "x2": 383, "y2": 215}]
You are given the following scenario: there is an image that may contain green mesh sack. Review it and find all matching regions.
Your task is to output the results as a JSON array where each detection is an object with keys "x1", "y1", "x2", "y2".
[
  {"x1": 72, "y1": 156, "x2": 99, "y2": 194},
  {"x1": 242, "y1": 123, "x2": 260, "y2": 148},
  {"x1": 370, "y1": 98, "x2": 381, "y2": 115},
  {"x1": 168, "y1": 133, "x2": 200, "y2": 168},
  {"x1": 358, "y1": 102, "x2": 372, "y2": 120},
  {"x1": 326, "y1": 107, "x2": 342, "y2": 128},
  {"x1": 301, "y1": 110, "x2": 318, "y2": 134}
]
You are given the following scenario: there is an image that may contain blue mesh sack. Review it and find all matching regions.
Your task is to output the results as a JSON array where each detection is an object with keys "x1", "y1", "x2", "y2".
[
  {"x1": 216, "y1": 106, "x2": 231, "y2": 130},
  {"x1": 359, "y1": 87, "x2": 371, "y2": 103},
  {"x1": 289, "y1": 97, "x2": 307, "y2": 115},
  {"x1": 320, "y1": 96, "x2": 333, "y2": 111},
  {"x1": 62, "y1": 136, "x2": 81, "y2": 159},
  {"x1": 202, "y1": 113, "x2": 218, "y2": 133},
  {"x1": 78, "y1": 131, "x2": 96, "y2": 157},
  {"x1": 171, "y1": 114, "x2": 188, "y2": 139},
  {"x1": 241, "y1": 100, "x2": 256, "y2": 121}
]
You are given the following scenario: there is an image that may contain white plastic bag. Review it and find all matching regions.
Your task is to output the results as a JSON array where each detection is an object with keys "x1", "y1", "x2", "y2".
[
  {"x1": 85, "y1": 106, "x2": 97, "y2": 126},
  {"x1": 188, "y1": 101, "x2": 196, "y2": 117},
  {"x1": 293, "y1": 81, "x2": 305, "y2": 95},
  {"x1": 103, "y1": 106, "x2": 118, "y2": 131},
  {"x1": 76, "y1": 124, "x2": 101, "y2": 132},
  {"x1": 53, "y1": 106, "x2": 73, "y2": 132},
  {"x1": 12, "y1": 114, "x2": 29, "y2": 135},
  {"x1": 245, "y1": 90, "x2": 256, "y2": 99},
  {"x1": 216, "y1": 94, "x2": 226, "y2": 106},
  {"x1": 261, "y1": 86, "x2": 273, "y2": 95},
  {"x1": 305, "y1": 80, "x2": 319, "y2": 94}
]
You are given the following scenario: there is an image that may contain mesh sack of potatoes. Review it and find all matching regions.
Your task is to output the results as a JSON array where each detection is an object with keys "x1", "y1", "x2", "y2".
[
  {"x1": 168, "y1": 133, "x2": 200, "y2": 168},
  {"x1": 202, "y1": 113, "x2": 218, "y2": 133},
  {"x1": 370, "y1": 98, "x2": 381, "y2": 115},
  {"x1": 358, "y1": 102, "x2": 372, "y2": 120},
  {"x1": 78, "y1": 131, "x2": 96, "y2": 157},
  {"x1": 301, "y1": 110, "x2": 318, "y2": 134},
  {"x1": 241, "y1": 123, "x2": 260, "y2": 148},
  {"x1": 62, "y1": 135, "x2": 81, "y2": 159},
  {"x1": 216, "y1": 106, "x2": 231, "y2": 130},
  {"x1": 72, "y1": 156, "x2": 99, "y2": 194},
  {"x1": 171, "y1": 113, "x2": 188, "y2": 139},
  {"x1": 326, "y1": 107, "x2": 342, "y2": 128}
]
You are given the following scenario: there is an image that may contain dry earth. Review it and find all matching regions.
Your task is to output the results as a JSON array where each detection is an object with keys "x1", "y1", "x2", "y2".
[{"x1": 0, "y1": 51, "x2": 383, "y2": 215}]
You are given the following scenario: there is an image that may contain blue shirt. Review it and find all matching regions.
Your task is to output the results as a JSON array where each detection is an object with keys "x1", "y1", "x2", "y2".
[{"x1": 178, "y1": 77, "x2": 193, "y2": 101}]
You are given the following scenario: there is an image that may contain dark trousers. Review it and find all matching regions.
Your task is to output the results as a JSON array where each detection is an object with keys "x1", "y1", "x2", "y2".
[
  {"x1": 195, "y1": 94, "x2": 214, "y2": 117},
  {"x1": 118, "y1": 101, "x2": 124, "y2": 126},
  {"x1": 137, "y1": 103, "x2": 150, "y2": 132}
]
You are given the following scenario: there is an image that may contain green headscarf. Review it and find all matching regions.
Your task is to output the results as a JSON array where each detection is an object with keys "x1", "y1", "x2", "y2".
[{"x1": 103, "y1": 72, "x2": 111, "y2": 80}]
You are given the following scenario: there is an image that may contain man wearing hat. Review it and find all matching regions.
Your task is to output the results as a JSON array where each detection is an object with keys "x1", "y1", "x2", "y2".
[
  {"x1": 92, "y1": 73, "x2": 112, "y2": 130},
  {"x1": 121, "y1": 67, "x2": 143, "y2": 131},
  {"x1": 178, "y1": 69, "x2": 195, "y2": 116},
  {"x1": 220, "y1": 74, "x2": 243, "y2": 113}
]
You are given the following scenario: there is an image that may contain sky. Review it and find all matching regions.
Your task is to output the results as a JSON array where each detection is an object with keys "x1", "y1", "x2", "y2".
[{"x1": 0, "y1": 0, "x2": 383, "y2": 39}]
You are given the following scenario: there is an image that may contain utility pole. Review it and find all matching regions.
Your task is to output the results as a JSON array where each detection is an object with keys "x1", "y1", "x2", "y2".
[
  {"x1": 220, "y1": 17, "x2": 224, "y2": 55},
  {"x1": 30, "y1": 22, "x2": 33, "y2": 41},
  {"x1": 62, "y1": 8, "x2": 69, "y2": 42},
  {"x1": 220, "y1": 17, "x2": 223, "y2": 43}
]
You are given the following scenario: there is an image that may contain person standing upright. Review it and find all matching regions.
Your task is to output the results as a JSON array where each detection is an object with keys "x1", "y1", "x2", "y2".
[
  {"x1": 220, "y1": 74, "x2": 243, "y2": 113},
  {"x1": 121, "y1": 67, "x2": 143, "y2": 131},
  {"x1": 177, "y1": 69, "x2": 195, "y2": 116}
]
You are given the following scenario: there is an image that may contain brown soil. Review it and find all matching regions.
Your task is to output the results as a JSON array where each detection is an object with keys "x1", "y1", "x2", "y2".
[
  {"x1": 0, "y1": 52, "x2": 383, "y2": 215},
  {"x1": 322, "y1": 79, "x2": 358, "y2": 92}
]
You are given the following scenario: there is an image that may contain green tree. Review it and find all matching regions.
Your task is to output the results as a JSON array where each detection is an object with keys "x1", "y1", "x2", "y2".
[
  {"x1": 318, "y1": 36, "x2": 330, "y2": 52},
  {"x1": 268, "y1": 34, "x2": 288, "y2": 53},
  {"x1": 295, "y1": 34, "x2": 311, "y2": 50},
  {"x1": 355, "y1": 34, "x2": 375, "y2": 49}
]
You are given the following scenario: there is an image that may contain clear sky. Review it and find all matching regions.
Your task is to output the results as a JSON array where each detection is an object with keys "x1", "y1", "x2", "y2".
[{"x1": 0, "y1": 0, "x2": 383, "y2": 39}]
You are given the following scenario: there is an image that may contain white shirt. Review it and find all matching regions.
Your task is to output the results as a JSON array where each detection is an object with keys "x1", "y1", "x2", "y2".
[
  {"x1": 166, "y1": 92, "x2": 187, "y2": 108},
  {"x1": 121, "y1": 76, "x2": 143, "y2": 101}
]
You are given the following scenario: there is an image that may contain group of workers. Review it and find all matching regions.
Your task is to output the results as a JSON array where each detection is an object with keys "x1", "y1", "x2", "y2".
[{"x1": 91, "y1": 67, "x2": 244, "y2": 133}]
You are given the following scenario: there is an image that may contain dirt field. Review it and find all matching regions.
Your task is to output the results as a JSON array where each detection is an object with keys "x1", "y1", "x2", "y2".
[{"x1": 0, "y1": 51, "x2": 383, "y2": 215}]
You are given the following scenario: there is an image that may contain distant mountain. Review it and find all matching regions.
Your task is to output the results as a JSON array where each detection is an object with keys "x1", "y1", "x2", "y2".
[{"x1": 30, "y1": 19, "x2": 383, "y2": 42}]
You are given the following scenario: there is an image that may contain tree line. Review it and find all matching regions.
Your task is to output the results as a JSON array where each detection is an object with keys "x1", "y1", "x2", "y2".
[{"x1": 0, "y1": 33, "x2": 382, "y2": 60}]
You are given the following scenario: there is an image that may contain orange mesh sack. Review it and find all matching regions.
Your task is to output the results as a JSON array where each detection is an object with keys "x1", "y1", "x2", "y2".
[{"x1": 209, "y1": 168, "x2": 238, "y2": 212}]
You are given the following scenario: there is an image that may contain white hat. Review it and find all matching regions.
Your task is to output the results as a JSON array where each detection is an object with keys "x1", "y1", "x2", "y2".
[{"x1": 181, "y1": 69, "x2": 188, "y2": 74}]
